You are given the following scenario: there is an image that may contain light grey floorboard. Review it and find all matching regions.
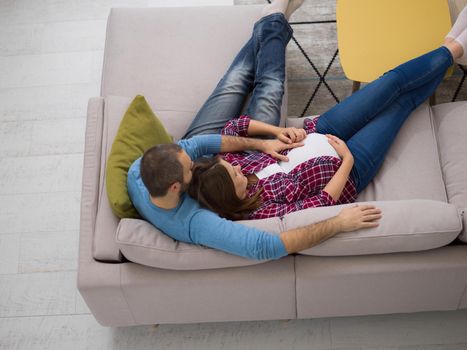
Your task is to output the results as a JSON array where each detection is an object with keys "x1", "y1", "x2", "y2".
[
  {"x1": 0, "y1": 83, "x2": 99, "y2": 122},
  {"x1": 2, "y1": 312, "x2": 465, "y2": 350},
  {"x1": 398, "y1": 345, "x2": 467, "y2": 350},
  {"x1": 0, "y1": 120, "x2": 33, "y2": 158},
  {"x1": 329, "y1": 310, "x2": 467, "y2": 349},
  {"x1": 0, "y1": 271, "x2": 77, "y2": 317},
  {"x1": 111, "y1": 318, "x2": 333, "y2": 350},
  {"x1": 0, "y1": 118, "x2": 85, "y2": 157},
  {"x1": 0, "y1": 154, "x2": 83, "y2": 194},
  {"x1": 19, "y1": 231, "x2": 79, "y2": 273},
  {"x1": 0, "y1": 234, "x2": 21, "y2": 275},
  {"x1": 29, "y1": 118, "x2": 86, "y2": 156},
  {"x1": 0, "y1": 192, "x2": 81, "y2": 235},
  {"x1": 0, "y1": 314, "x2": 113, "y2": 350},
  {"x1": 0, "y1": 0, "x2": 114, "y2": 25},
  {"x1": 0, "y1": 51, "x2": 102, "y2": 89},
  {"x1": 0, "y1": 20, "x2": 106, "y2": 56},
  {"x1": 75, "y1": 290, "x2": 92, "y2": 315}
]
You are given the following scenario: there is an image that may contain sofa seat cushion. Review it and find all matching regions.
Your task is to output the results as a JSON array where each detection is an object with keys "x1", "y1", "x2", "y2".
[
  {"x1": 116, "y1": 216, "x2": 284, "y2": 270},
  {"x1": 282, "y1": 200, "x2": 461, "y2": 256},
  {"x1": 287, "y1": 103, "x2": 448, "y2": 202},
  {"x1": 432, "y1": 101, "x2": 467, "y2": 242}
]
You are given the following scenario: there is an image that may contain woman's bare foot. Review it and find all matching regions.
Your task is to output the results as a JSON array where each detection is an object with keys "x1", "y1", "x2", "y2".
[
  {"x1": 444, "y1": 40, "x2": 464, "y2": 60},
  {"x1": 261, "y1": 0, "x2": 289, "y2": 18},
  {"x1": 444, "y1": 37, "x2": 455, "y2": 46},
  {"x1": 285, "y1": 0, "x2": 305, "y2": 20}
]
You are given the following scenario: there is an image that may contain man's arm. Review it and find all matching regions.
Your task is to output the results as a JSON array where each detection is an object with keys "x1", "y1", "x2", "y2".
[
  {"x1": 177, "y1": 133, "x2": 303, "y2": 162},
  {"x1": 189, "y1": 204, "x2": 381, "y2": 260},
  {"x1": 280, "y1": 204, "x2": 382, "y2": 253},
  {"x1": 221, "y1": 135, "x2": 303, "y2": 162},
  {"x1": 189, "y1": 209, "x2": 288, "y2": 260}
]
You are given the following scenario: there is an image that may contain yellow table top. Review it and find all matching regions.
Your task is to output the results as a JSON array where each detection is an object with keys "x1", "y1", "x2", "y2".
[{"x1": 336, "y1": 0, "x2": 453, "y2": 82}]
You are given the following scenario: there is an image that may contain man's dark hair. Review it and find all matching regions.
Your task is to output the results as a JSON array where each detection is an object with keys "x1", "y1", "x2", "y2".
[{"x1": 140, "y1": 143, "x2": 184, "y2": 197}]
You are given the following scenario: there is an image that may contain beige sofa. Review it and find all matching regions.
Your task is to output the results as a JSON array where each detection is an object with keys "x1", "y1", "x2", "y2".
[{"x1": 78, "y1": 5, "x2": 467, "y2": 327}]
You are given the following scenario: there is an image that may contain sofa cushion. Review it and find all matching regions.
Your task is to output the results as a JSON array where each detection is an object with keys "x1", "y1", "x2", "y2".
[
  {"x1": 286, "y1": 103, "x2": 448, "y2": 202},
  {"x1": 432, "y1": 101, "x2": 467, "y2": 242},
  {"x1": 116, "y1": 216, "x2": 283, "y2": 270},
  {"x1": 106, "y1": 95, "x2": 173, "y2": 219},
  {"x1": 101, "y1": 6, "x2": 263, "y2": 118},
  {"x1": 282, "y1": 200, "x2": 461, "y2": 256},
  {"x1": 94, "y1": 96, "x2": 198, "y2": 261}
]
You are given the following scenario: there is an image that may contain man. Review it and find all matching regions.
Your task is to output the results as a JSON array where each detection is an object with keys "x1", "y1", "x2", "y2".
[{"x1": 127, "y1": 0, "x2": 382, "y2": 260}]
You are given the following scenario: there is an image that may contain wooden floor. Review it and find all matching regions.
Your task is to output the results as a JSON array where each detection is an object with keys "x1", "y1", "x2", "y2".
[{"x1": 0, "y1": 0, "x2": 466, "y2": 349}]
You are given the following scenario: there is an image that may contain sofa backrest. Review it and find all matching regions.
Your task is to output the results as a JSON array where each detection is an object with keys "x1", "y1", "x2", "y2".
[
  {"x1": 100, "y1": 5, "x2": 290, "y2": 137},
  {"x1": 93, "y1": 5, "x2": 287, "y2": 262}
]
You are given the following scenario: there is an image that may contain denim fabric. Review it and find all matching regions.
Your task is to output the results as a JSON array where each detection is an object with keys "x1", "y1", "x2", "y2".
[
  {"x1": 182, "y1": 13, "x2": 293, "y2": 139},
  {"x1": 316, "y1": 46, "x2": 454, "y2": 193}
]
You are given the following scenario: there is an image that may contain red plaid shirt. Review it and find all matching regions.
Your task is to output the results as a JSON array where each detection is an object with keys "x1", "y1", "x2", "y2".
[{"x1": 220, "y1": 115, "x2": 358, "y2": 219}]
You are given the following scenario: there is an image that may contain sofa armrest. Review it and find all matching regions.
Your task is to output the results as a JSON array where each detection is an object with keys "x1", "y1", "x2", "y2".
[
  {"x1": 77, "y1": 97, "x2": 135, "y2": 327},
  {"x1": 282, "y1": 199, "x2": 462, "y2": 256}
]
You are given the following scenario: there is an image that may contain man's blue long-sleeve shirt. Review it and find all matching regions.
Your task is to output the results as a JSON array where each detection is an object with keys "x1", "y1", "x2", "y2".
[{"x1": 127, "y1": 134, "x2": 288, "y2": 260}]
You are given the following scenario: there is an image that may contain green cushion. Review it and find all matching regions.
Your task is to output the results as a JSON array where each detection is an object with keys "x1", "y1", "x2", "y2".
[{"x1": 106, "y1": 95, "x2": 173, "y2": 218}]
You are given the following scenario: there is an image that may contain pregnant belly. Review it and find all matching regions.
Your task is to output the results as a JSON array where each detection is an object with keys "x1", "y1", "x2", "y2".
[
  {"x1": 255, "y1": 133, "x2": 340, "y2": 179},
  {"x1": 283, "y1": 133, "x2": 340, "y2": 171}
]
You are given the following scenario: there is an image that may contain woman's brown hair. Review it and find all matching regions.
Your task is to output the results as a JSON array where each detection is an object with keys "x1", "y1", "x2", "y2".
[{"x1": 188, "y1": 156, "x2": 262, "y2": 221}]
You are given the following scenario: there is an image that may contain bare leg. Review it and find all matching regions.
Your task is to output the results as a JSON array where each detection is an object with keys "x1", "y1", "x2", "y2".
[
  {"x1": 285, "y1": 0, "x2": 305, "y2": 20},
  {"x1": 262, "y1": 0, "x2": 305, "y2": 20},
  {"x1": 444, "y1": 40, "x2": 464, "y2": 59},
  {"x1": 261, "y1": 0, "x2": 289, "y2": 18}
]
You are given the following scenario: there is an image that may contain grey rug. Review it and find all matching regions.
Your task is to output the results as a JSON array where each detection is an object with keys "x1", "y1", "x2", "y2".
[{"x1": 235, "y1": 0, "x2": 467, "y2": 117}]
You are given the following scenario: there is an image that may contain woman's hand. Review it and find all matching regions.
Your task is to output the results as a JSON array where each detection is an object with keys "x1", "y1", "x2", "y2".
[
  {"x1": 276, "y1": 127, "x2": 306, "y2": 144},
  {"x1": 326, "y1": 134, "x2": 353, "y2": 160}
]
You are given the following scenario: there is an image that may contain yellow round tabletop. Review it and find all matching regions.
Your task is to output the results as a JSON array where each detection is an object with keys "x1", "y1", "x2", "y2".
[{"x1": 337, "y1": 0, "x2": 453, "y2": 83}]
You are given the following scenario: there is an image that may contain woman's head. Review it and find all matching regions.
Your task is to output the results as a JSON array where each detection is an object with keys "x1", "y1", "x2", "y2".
[{"x1": 188, "y1": 156, "x2": 261, "y2": 220}]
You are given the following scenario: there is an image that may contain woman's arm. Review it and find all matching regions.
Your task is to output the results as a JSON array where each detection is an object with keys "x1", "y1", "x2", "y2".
[
  {"x1": 323, "y1": 156, "x2": 354, "y2": 202},
  {"x1": 323, "y1": 134, "x2": 354, "y2": 202},
  {"x1": 247, "y1": 119, "x2": 282, "y2": 137}
]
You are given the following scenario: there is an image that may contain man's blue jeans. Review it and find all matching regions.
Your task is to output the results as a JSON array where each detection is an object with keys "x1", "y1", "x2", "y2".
[
  {"x1": 316, "y1": 46, "x2": 453, "y2": 193},
  {"x1": 182, "y1": 13, "x2": 293, "y2": 139}
]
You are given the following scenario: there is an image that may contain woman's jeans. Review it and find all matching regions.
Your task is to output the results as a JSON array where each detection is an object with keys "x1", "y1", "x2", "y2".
[
  {"x1": 182, "y1": 11, "x2": 453, "y2": 196},
  {"x1": 182, "y1": 13, "x2": 293, "y2": 139},
  {"x1": 316, "y1": 46, "x2": 453, "y2": 193}
]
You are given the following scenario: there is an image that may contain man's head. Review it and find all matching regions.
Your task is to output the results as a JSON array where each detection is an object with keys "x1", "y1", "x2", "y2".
[{"x1": 140, "y1": 144, "x2": 194, "y2": 198}]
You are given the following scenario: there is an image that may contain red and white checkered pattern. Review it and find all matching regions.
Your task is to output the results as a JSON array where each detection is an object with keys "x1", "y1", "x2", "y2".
[{"x1": 220, "y1": 115, "x2": 357, "y2": 219}]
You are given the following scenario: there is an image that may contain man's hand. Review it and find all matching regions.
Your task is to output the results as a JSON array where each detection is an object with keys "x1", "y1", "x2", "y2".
[
  {"x1": 276, "y1": 127, "x2": 307, "y2": 144},
  {"x1": 336, "y1": 204, "x2": 382, "y2": 232},
  {"x1": 261, "y1": 139, "x2": 304, "y2": 162}
]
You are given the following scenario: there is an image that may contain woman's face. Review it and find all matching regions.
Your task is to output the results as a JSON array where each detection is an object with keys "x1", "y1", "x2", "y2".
[{"x1": 219, "y1": 159, "x2": 248, "y2": 200}]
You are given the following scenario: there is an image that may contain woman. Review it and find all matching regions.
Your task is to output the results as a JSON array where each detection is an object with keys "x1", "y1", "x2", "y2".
[{"x1": 188, "y1": 7, "x2": 467, "y2": 220}]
